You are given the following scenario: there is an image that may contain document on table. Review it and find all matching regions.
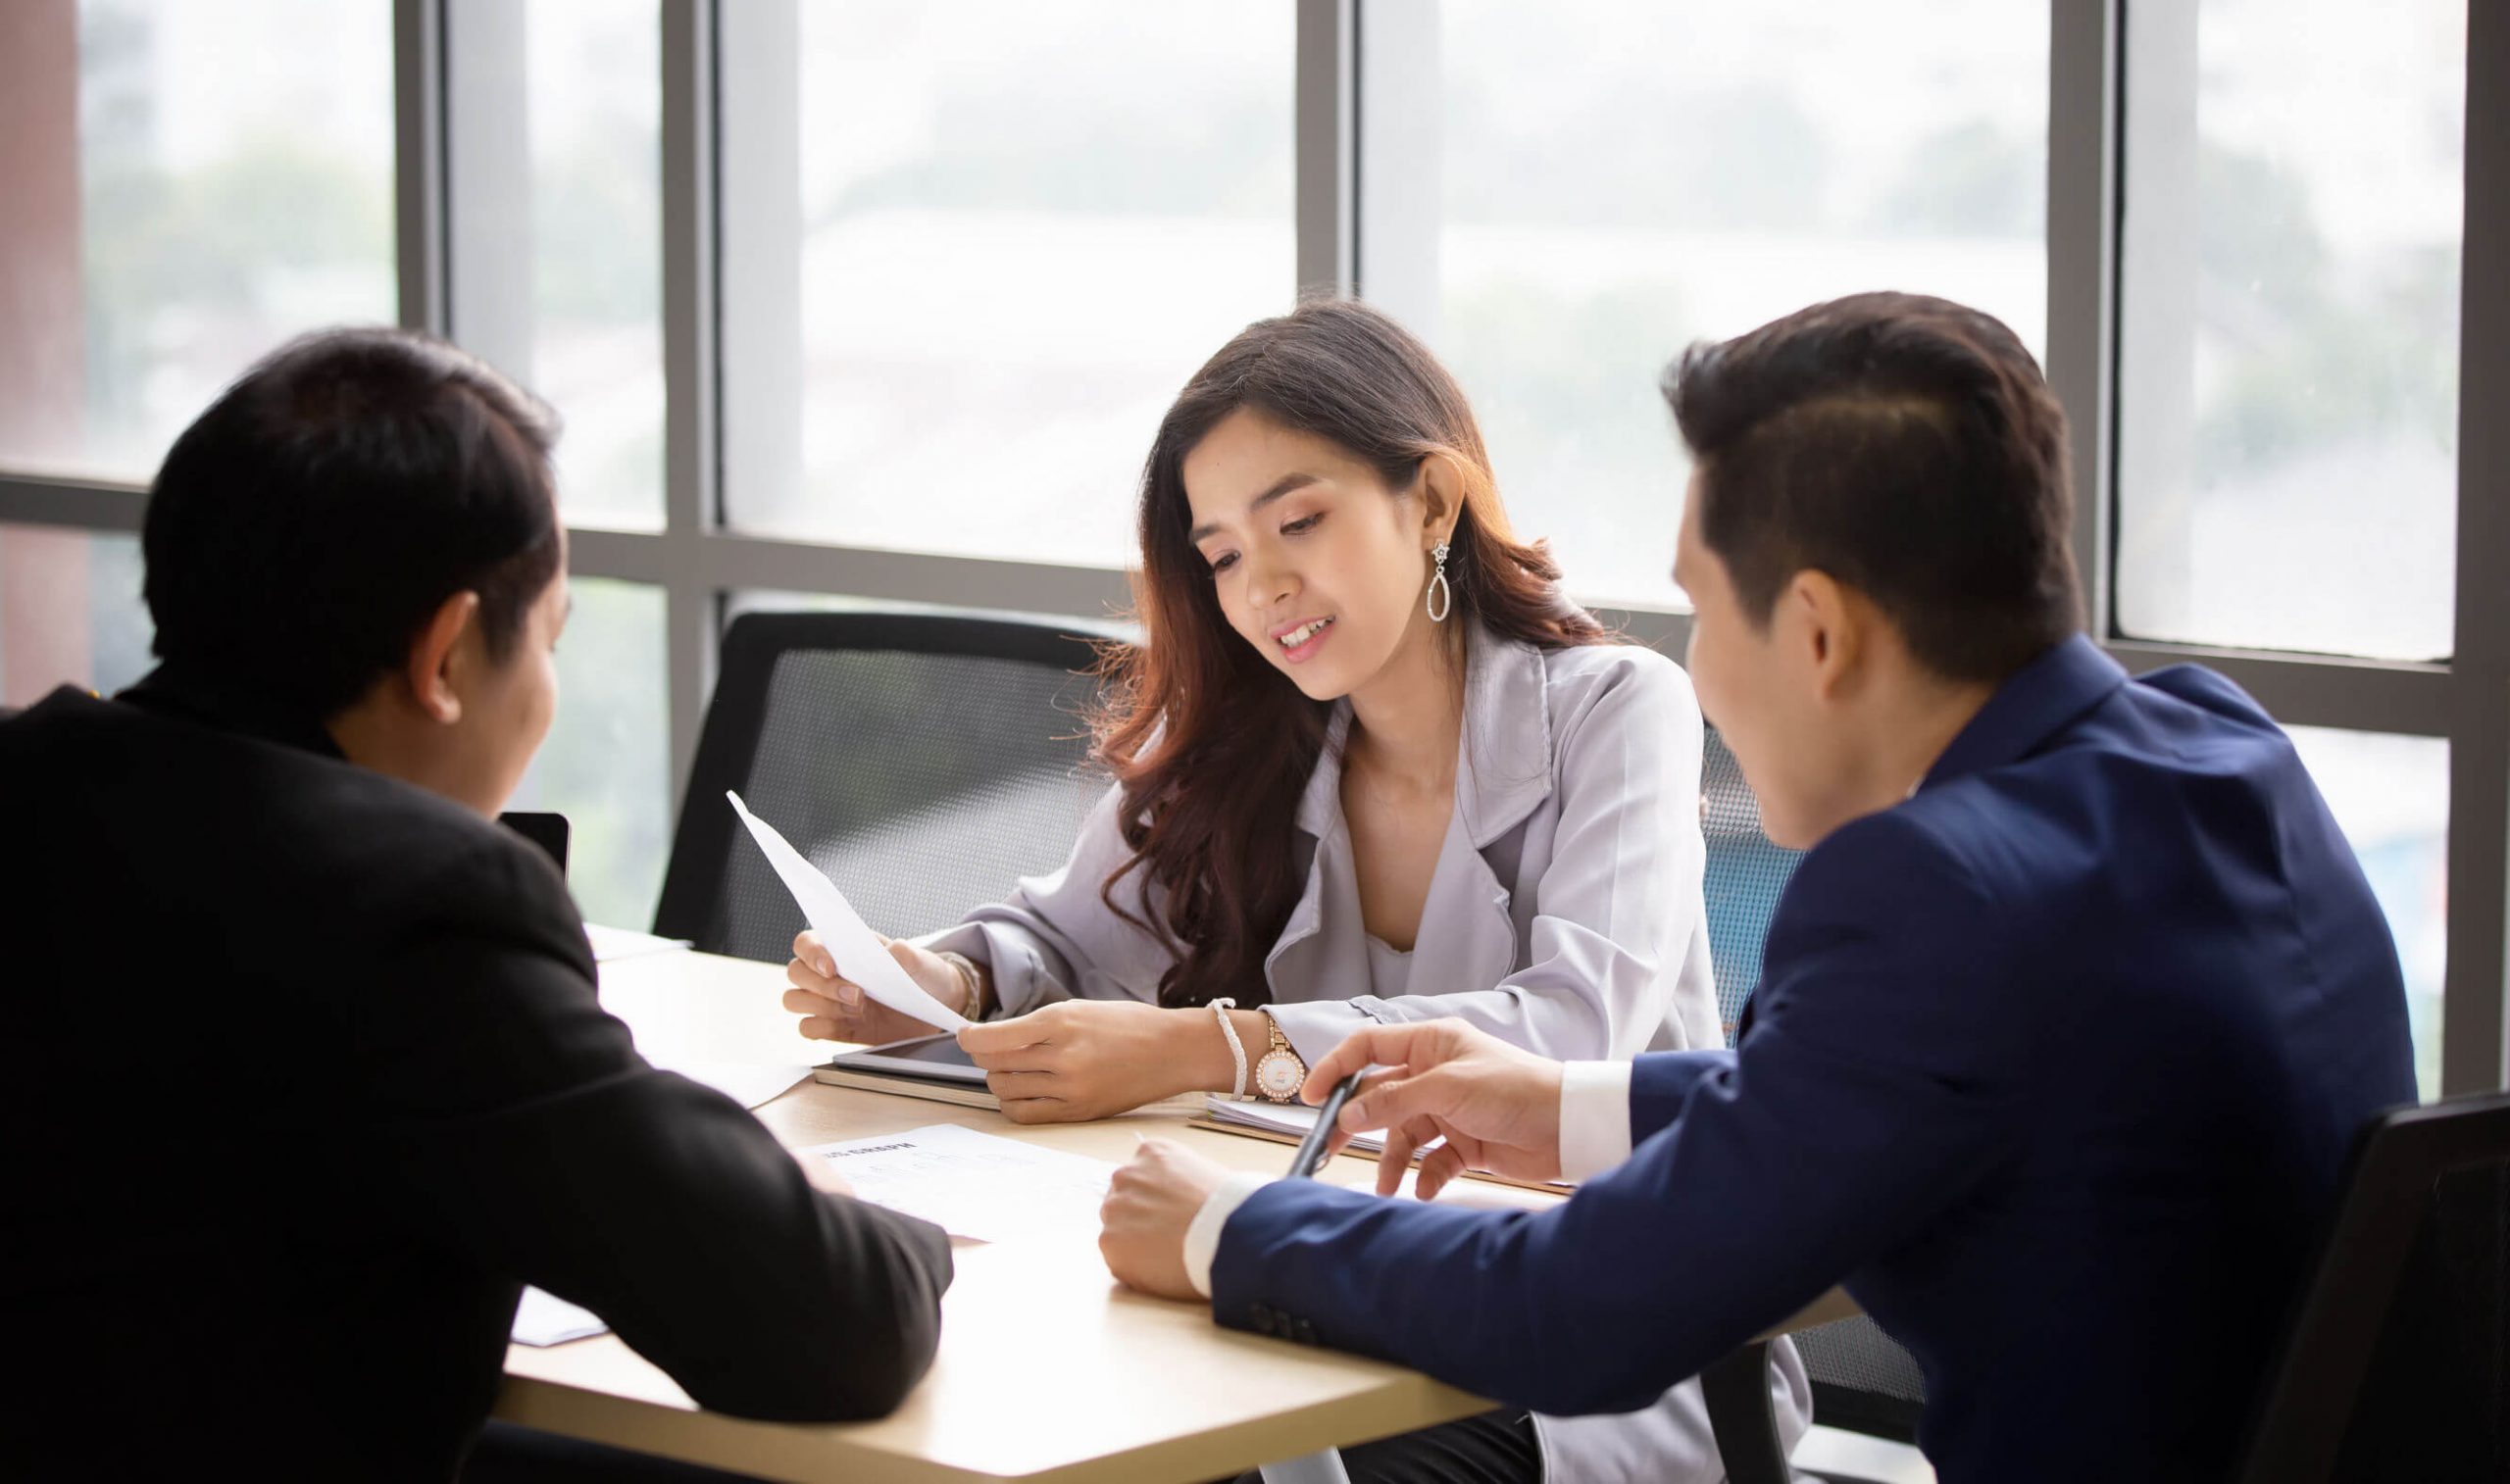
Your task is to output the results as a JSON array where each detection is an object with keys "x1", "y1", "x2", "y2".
[
  {"x1": 726, "y1": 792, "x2": 970, "y2": 1032},
  {"x1": 583, "y1": 922, "x2": 692, "y2": 964},
  {"x1": 802, "y1": 1125, "x2": 1115, "y2": 1244},
  {"x1": 667, "y1": 1060, "x2": 812, "y2": 1111},
  {"x1": 512, "y1": 1286, "x2": 608, "y2": 1347}
]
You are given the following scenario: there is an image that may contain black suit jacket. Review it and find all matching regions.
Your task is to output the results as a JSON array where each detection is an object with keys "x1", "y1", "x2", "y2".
[{"x1": 0, "y1": 675, "x2": 953, "y2": 1480}]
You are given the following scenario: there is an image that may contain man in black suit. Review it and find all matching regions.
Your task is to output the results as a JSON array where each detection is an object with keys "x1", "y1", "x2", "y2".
[{"x1": 0, "y1": 328, "x2": 951, "y2": 1479}]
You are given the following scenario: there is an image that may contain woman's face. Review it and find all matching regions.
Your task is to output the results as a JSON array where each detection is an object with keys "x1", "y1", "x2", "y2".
[{"x1": 1181, "y1": 408, "x2": 1446, "y2": 702}]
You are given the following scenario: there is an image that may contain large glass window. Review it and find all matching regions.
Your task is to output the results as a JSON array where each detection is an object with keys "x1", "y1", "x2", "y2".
[
  {"x1": 1432, "y1": 1, "x2": 2049, "y2": 608},
  {"x1": 2117, "y1": 1, "x2": 2465, "y2": 660},
  {"x1": 506, "y1": 577, "x2": 672, "y2": 932},
  {"x1": 446, "y1": 0, "x2": 663, "y2": 529},
  {"x1": 0, "y1": 0, "x2": 394, "y2": 480},
  {"x1": 528, "y1": 0, "x2": 661, "y2": 530},
  {"x1": 0, "y1": 526, "x2": 150, "y2": 706},
  {"x1": 718, "y1": 0, "x2": 1295, "y2": 569},
  {"x1": 2286, "y1": 725, "x2": 2450, "y2": 1099}
]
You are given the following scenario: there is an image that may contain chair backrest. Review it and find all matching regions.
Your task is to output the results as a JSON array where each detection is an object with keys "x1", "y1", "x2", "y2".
[
  {"x1": 1700, "y1": 726, "x2": 1930, "y2": 1449},
  {"x1": 2237, "y1": 1090, "x2": 2510, "y2": 1484},
  {"x1": 498, "y1": 811, "x2": 570, "y2": 873},
  {"x1": 653, "y1": 610, "x2": 1119, "y2": 962},
  {"x1": 1699, "y1": 726, "x2": 1803, "y2": 1045}
]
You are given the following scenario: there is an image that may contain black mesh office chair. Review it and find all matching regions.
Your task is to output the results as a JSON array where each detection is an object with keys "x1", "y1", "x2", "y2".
[
  {"x1": 1697, "y1": 726, "x2": 1930, "y2": 1484},
  {"x1": 2235, "y1": 1089, "x2": 2510, "y2": 1484},
  {"x1": 651, "y1": 610, "x2": 1120, "y2": 963}
]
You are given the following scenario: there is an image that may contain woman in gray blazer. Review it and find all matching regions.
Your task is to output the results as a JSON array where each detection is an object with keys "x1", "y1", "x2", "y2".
[{"x1": 783, "y1": 299, "x2": 1806, "y2": 1481}]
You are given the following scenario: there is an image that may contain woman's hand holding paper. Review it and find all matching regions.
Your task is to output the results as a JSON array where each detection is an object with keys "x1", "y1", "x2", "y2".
[{"x1": 784, "y1": 930, "x2": 972, "y2": 1047}]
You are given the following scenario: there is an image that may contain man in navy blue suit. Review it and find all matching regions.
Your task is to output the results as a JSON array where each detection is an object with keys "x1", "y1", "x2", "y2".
[{"x1": 1096, "y1": 292, "x2": 2417, "y2": 1483}]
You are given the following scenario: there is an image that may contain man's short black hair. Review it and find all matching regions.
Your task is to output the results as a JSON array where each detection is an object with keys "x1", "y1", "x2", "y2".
[
  {"x1": 143, "y1": 326, "x2": 563, "y2": 720},
  {"x1": 1664, "y1": 291, "x2": 2083, "y2": 682}
]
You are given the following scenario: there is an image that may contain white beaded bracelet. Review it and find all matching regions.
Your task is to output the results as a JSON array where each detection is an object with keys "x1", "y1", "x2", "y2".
[{"x1": 1209, "y1": 996, "x2": 1251, "y2": 1101}]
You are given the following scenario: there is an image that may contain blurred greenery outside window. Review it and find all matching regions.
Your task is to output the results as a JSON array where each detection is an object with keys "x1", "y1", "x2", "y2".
[
  {"x1": 56, "y1": 0, "x2": 396, "y2": 479},
  {"x1": 506, "y1": 577, "x2": 672, "y2": 932},
  {"x1": 2284, "y1": 727, "x2": 2451, "y2": 1099},
  {"x1": 2116, "y1": 0, "x2": 2464, "y2": 660},
  {"x1": 720, "y1": 0, "x2": 1296, "y2": 568},
  {"x1": 481, "y1": 0, "x2": 665, "y2": 530},
  {"x1": 1434, "y1": 0, "x2": 2049, "y2": 609}
]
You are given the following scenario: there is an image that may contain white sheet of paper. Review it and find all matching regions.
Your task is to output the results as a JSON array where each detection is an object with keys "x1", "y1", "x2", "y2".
[
  {"x1": 583, "y1": 922, "x2": 693, "y2": 964},
  {"x1": 803, "y1": 1124, "x2": 1114, "y2": 1243},
  {"x1": 724, "y1": 791, "x2": 970, "y2": 1031},
  {"x1": 666, "y1": 1060, "x2": 812, "y2": 1111},
  {"x1": 512, "y1": 1286, "x2": 608, "y2": 1347}
]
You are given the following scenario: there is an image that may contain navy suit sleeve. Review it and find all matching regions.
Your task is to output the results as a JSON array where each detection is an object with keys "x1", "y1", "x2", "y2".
[
  {"x1": 1629, "y1": 1049, "x2": 1734, "y2": 1139},
  {"x1": 1208, "y1": 811, "x2": 2060, "y2": 1415}
]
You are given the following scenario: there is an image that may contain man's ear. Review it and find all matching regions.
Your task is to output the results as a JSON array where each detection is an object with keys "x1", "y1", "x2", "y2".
[
  {"x1": 404, "y1": 590, "x2": 481, "y2": 725},
  {"x1": 1416, "y1": 452, "x2": 1465, "y2": 547},
  {"x1": 1787, "y1": 569, "x2": 1863, "y2": 702}
]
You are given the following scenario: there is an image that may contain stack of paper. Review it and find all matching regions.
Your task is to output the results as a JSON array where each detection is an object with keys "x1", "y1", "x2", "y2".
[
  {"x1": 1201, "y1": 1094, "x2": 1387, "y2": 1153},
  {"x1": 1189, "y1": 1095, "x2": 1569, "y2": 1193}
]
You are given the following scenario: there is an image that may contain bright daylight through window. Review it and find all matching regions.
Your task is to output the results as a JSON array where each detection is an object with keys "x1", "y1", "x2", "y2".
[
  {"x1": 721, "y1": 0, "x2": 1296, "y2": 570},
  {"x1": 1433, "y1": 0, "x2": 2048, "y2": 609},
  {"x1": 2117, "y1": 0, "x2": 2465, "y2": 661}
]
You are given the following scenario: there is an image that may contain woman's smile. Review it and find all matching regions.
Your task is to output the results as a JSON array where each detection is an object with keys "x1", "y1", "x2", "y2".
[{"x1": 1272, "y1": 614, "x2": 1336, "y2": 663}]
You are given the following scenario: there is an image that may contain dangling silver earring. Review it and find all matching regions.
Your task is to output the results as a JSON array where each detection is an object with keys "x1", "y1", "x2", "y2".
[{"x1": 1426, "y1": 540, "x2": 1451, "y2": 622}]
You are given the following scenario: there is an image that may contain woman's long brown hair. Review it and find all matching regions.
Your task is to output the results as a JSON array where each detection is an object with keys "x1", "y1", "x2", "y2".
[{"x1": 1094, "y1": 298, "x2": 1611, "y2": 1009}]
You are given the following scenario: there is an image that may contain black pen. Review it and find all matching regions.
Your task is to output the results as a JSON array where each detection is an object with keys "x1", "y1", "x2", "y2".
[{"x1": 1286, "y1": 1068, "x2": 1369, "y2": 1179}]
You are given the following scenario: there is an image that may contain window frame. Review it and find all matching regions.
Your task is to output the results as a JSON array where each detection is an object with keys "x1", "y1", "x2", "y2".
[{"x1": 2, "y1": 0, "x2": 2501, "y2": 1092}]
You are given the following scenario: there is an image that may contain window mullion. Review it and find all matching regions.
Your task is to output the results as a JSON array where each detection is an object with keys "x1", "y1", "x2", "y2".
[
  {"x1": 2046, "y1": 0, "x2": 2119, "y2": 641},
  {"x1": 393, "y1": 0, "x2": 448, "y2": 335},
  {"x1": 661, "y1": 0, "x2": 720, "y2": 808},
  {"x1": 1295, "y1": 0, "x2": 1357, "y2": 298},
  {"x1": 2443, "y1": 0, "x2": 2510, "y2": 1094}
]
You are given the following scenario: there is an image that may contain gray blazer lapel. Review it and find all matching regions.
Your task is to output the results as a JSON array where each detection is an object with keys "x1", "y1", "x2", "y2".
[
  {"x1": 1264, "y1": 708, "x2": 1350, "y2": 996},
  {"x1": 1456, "y1": 626, "x2": 1555, "y2": 848},
  {"x1": 1265, "y1": 633, "x2": 1561, "y2": 1001}
]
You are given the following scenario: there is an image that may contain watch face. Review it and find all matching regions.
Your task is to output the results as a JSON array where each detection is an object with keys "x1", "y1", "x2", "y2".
[{"x1": 1256, "y1": 1052, "x2": 1305, "y2": 1100}]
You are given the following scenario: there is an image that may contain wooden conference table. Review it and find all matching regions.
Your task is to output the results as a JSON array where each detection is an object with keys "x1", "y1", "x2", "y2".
[{"x1": 499, "y1": 946, "x2": 1855, "y2": 1483}]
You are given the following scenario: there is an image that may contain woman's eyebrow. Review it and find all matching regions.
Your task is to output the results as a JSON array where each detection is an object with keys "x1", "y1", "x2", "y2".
[{"x1": 1188, "y1": 472, "x2": 1322, "y2": 543}]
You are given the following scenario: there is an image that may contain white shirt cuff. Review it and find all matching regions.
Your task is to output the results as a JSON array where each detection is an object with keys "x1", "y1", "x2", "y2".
[
  {"x1": 1182, "y1": 1171, "x2": 1272, "y2": 1299},
  {"x1": 1556, "y1": 1060, "x2": 1635, "y2": 1183}
]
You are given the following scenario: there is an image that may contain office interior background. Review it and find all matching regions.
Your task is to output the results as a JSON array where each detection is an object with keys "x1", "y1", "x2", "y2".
[{"x1": 0, "y1": 0, "x2": 2500, "y2": 1102}]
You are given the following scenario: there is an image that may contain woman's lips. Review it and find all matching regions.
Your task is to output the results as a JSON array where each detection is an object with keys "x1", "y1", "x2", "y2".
[{"x1": 1275, "y1": 615, "x2": 1335, "y2": 664}]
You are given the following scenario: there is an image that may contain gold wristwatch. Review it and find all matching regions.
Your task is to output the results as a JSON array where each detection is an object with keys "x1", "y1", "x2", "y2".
[{"x1": 1251, "y1": 1013, "x2": 1307, "y2": 1103}]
